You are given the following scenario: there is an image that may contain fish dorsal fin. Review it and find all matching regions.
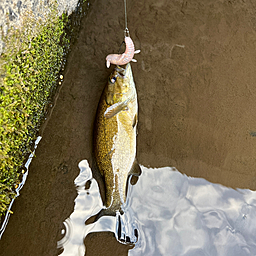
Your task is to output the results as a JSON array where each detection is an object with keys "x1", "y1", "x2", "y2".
[{"x1": 104, "y1": 100, "x2": 129, "y2": 119}]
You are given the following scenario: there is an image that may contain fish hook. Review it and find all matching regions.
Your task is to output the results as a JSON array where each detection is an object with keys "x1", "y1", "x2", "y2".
[{"x1": 124, "y1": 28, "x2": 130, "y2": 38}]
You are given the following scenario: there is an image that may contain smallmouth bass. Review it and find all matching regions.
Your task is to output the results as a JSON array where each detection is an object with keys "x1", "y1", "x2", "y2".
[{"x1": 94, "y1": 63, "x2": 140, "y2": 214}]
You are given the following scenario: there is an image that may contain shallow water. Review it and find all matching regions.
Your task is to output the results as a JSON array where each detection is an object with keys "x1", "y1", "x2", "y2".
[
  {"x1": 0, "y1": 136, "x2": 42, "y2": 239},
  {"x1": 58, "y1": 159, "x2": 256, "y2": 256},
  {"x1": 2, "y1": 0, "x2": 256, "y2": 255}
]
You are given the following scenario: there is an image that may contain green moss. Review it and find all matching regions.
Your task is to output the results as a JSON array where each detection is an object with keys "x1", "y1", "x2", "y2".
[{"x1": 0, "y1": 4, "x2": 70, "y2": 219}]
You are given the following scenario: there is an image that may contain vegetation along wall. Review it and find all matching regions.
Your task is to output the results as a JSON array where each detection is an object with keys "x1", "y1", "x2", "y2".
[{"x1": 0, "y1": 0, "x2": 86, "y2": 220}]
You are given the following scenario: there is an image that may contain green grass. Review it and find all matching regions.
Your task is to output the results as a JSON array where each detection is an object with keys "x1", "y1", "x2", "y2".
[{"x1": 0, "y1": 5, "x2": 69, "y2": 219}]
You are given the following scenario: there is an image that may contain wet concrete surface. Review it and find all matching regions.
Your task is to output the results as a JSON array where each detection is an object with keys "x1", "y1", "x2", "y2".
[
  {"x1": 0, "y1": 0, "x2": 79, "y2": 54},
  {"x1": 2, "y1": 0, "x2": 256, "y2": 255}
]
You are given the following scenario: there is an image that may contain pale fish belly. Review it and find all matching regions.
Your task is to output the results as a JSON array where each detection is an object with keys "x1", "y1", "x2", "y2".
[{"x1": 108, "y1": 102, "x2": 137, "y2": 208}]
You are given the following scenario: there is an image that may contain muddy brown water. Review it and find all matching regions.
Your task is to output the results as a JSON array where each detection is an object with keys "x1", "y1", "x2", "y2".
[{"x1": 2, "y1": 0, "x2": 256, "y2": 255}]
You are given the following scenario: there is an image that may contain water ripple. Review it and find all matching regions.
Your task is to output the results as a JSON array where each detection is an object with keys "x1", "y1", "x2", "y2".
[{"x1": 58, "y1": 161, "x2": 256, "y2": 256}]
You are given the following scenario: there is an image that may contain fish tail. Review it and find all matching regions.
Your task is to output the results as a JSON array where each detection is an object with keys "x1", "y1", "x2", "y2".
[
  {"x1": 116, "y1": 211, "x2": 139, "y2": 244},
  {"x1": 86, "y1": 208, "x2": 138, "y2": 244}
]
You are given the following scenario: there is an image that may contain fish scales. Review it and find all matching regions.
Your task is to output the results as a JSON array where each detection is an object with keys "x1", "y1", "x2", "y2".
[{"x1": 94, "y1": 63, "x2": 138, "y2": 213}]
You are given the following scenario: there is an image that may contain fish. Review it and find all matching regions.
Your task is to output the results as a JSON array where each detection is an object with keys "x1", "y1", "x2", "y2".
[
  {"x1": 93, "y1": 63, "x2": 141, "y2": 215},
  {"x1": 106, "y1": 36, "x2": 140, "y2": 68}
]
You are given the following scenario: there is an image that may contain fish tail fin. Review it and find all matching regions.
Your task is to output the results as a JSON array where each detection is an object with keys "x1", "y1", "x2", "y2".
[
  {"x1": 85, "y1": 208, "x2": 138, "y2": 245},
  {"x1": 116, "y1": 211, "x2": 138, "y2": 244}
]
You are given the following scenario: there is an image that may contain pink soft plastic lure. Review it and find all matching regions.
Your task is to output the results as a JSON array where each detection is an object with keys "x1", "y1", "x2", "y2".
[{"x1": 106, "y1": 36, "x2": 140, "y2": 68}]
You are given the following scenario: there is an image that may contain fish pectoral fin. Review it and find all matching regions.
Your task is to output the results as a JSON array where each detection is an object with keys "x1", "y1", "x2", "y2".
[
  {"x1": 131, "y1": 59, "x2": 137, "y2": 62},
  {"x1": 129, "y1": 160, "x2": 142, "y2": 177},
  {"x1": 104, "y1": 101, "x2": 128, "y2": 118},
  {"x1": 134, "y1": 50, "x2": 140, "y2": 54}
]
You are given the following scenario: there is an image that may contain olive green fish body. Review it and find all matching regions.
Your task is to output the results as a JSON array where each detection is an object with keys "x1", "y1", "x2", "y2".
[{"x1": 94, "y1": 63, "x2": 138, "y2": 212}]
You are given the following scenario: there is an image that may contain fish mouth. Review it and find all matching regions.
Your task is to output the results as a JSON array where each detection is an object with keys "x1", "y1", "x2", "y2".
[{"x1": 115, "y1": 63, "x2": 132, "y2": 80}]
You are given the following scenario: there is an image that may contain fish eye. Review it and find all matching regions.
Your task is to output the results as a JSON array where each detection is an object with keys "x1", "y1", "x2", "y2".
[{"x1": 110, "y1": 76, "x2": 116, "y2": 84}]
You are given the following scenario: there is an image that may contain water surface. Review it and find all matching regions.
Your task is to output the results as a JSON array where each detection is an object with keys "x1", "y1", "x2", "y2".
[{"x1": 58, "y1": 160, "x2": 256, "y2": 256}]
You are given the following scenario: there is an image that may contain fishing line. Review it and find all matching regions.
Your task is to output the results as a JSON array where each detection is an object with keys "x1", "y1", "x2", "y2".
[
  {"x1": 118, "y1": 0, "x2": 129, "y2": 53},
  {"x1": 124, "y1": 0, "x2": 129, "y2": 37}
]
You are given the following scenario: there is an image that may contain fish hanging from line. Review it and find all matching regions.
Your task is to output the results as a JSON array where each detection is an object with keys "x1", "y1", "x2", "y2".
[
  {"x1": 93, "y1": 63, "x2": 141, "y2": 217},
  {"x1": 106, "y1": 36, "x2": 140, "y2": 68}
]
